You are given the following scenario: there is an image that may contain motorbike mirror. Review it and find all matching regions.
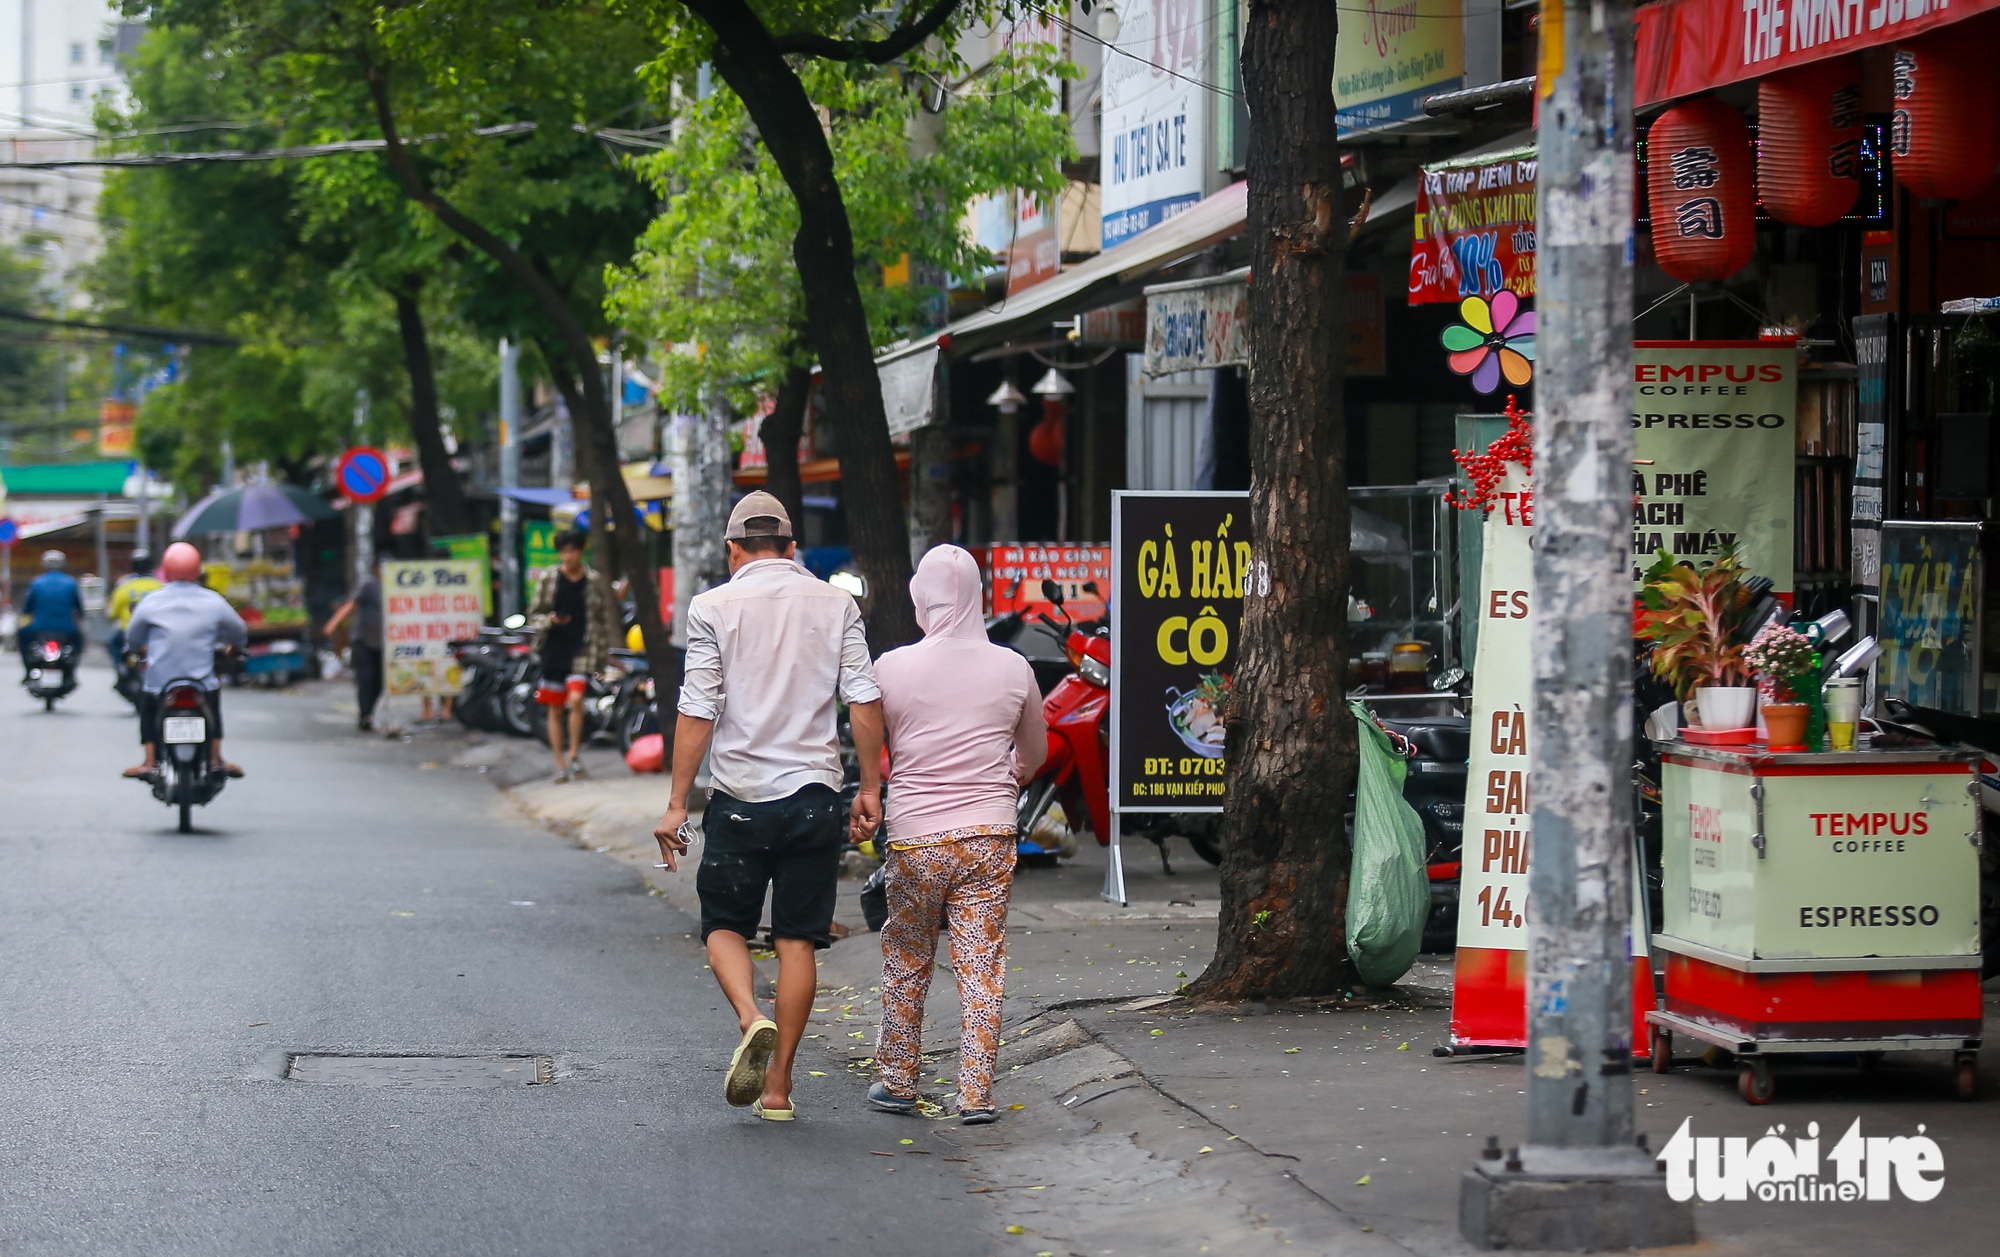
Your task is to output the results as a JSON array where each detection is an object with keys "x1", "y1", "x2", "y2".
[
  {"x1": 1432, "y1": 667, "x2": 1467, "y2": 692},
  {"x1": 1040, "y1": 578, "x2": 1064, "y2": 606},
  {"x1": 502, "y1": 613, "x2": 527, "y2": 630},
  {"x1": 1081, "y1": 580, "x2": 1100, "y2": 597}
]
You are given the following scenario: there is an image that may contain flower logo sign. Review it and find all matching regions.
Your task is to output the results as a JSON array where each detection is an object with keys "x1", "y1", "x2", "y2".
[{"x1": 1441, "y1": 291, "x2": 1535, "y2": 394}]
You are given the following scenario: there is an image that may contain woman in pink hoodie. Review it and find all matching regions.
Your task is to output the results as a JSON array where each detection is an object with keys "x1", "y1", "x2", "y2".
[{"x1": 868, "y1": 545, "x2": 1047, "y2": 1123}]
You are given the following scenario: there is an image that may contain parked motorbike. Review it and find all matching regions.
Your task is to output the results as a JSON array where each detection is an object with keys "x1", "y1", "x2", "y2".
[
  {"x1": 22, "y1": 632, "x2": 78, "y2": 711},
  {"x1": 607, "y1": 648, "x2": 659, "y2": 755},
  {"x1": 144, "y1": 676, "x2": 226, "y2": 833},
  {"x1": 450, "y1": 625, "x2": 536, "y2": 733}
]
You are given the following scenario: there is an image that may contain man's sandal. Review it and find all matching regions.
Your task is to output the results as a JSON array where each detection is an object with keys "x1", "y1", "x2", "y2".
[
  {"x1": 750, "y1": 1098, "x2": 795, "y2": 1121},
  {"x1": 724, "y1": 1019, "x2": 779, "y2": 1107}
]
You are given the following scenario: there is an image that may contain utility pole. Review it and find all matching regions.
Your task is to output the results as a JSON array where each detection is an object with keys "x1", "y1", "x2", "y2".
[
  {"x1": 1459, "y1": 0, "x2": 1691, "y2": 1245},
  {"x1": 498, "y1": 338, "x2": 522, "y2": 621},
  {"x1": 351, "y1": 390, "x2": 373, "y2": 590}
]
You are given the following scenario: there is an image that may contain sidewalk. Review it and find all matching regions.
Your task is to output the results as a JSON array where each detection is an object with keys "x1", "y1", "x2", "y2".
[{"x1": 340, "y1": 685, "x2": 2000, "y2": 1255}]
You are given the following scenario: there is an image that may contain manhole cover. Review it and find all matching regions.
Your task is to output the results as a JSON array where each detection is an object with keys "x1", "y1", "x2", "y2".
[{"x1": 285, "y1": 1054, "x2": 553, "y2": 1088}]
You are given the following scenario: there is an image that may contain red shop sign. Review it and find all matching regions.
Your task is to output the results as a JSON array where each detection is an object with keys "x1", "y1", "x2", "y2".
[
  {"x1": 1635, "y1": 0, "x2": 2000, "y2": 107},
  {"x1": 1409, "y1": 151, "x2": 1538, "y2": 307}
]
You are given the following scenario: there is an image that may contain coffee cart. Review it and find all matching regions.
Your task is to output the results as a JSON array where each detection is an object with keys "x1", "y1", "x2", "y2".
[{"x1": 1646, "y1": 740, "x2": 1984, "y2": 1103}]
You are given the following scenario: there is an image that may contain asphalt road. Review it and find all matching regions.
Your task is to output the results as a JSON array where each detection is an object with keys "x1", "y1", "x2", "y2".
[{"x1": 0, "y1": 665, "x2": 987, "y2": 1256}]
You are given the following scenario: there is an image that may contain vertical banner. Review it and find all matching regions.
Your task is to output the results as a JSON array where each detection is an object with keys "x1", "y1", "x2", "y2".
[
  {"x1": 1630, "y1": 341, "x2": 1796, "y2": 596},
  {"x1": 1110, "y1": 491, "x2": 1248, "y2": 813},
  {"x1": 1099, "y1": 0, "x2": 1209, "y2": 249},
  {"x1": 382, "y1": 559, "x2": 485, "y2": 697},
  {"x1": 1450, "y1": 468, "x2": 1654, "y2": 1050}
]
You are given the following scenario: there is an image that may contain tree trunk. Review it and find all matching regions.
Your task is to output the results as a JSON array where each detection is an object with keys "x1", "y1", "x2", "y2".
[
  {"x1": 541, "y1": 341, "x2": 618, "y2": 584},
  {"x1": 365, "y1": 66, "x2": 680, "y2": 709},
  {"x1": 389, "y1": 279, "x2": 473, "y2": 538},
  {"x1": 1188, "y1": 0, "x2": 1358, "y2": 1001},
  {"x1": 679, "y1": 0, "x2": 919, "y2": 652},
  {"x1": 760, "y1": 361, "x2": 811, "y2": 540}
]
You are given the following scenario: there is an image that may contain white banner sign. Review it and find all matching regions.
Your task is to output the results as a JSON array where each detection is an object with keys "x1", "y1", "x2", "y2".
[
  {"x1": 1100, "y1": 0, "x2": 1209, "y2": 249},
  {"x1": 382, "y1": 559, "x2": 484, "y2": 696}
]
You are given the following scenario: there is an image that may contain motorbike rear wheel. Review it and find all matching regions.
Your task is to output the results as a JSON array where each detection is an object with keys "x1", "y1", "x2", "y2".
[{"x1": 500, "y1": 681, "x2": 540, "y2": 738}]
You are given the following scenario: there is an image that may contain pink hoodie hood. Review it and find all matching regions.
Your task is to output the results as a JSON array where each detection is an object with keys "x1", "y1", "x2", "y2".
[{"x1": 910, "y1": 545, "x2": 985, "y2": 641}]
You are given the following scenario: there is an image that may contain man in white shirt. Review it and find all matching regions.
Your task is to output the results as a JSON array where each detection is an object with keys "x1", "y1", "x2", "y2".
[{"x1": 654, "y1": 491, "x2": 884, "y2": 1122}]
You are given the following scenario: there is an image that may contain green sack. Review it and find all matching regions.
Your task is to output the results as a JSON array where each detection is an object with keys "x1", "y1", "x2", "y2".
[{"x1": 1347, "y1": 701, "x2": 1430, "y2": 987}]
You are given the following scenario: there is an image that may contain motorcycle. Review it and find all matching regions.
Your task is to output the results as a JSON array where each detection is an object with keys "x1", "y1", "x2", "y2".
[
  {"x1": 450, "y1": 625, "x2": 536, "y2": 733},
  {"x1": 22, "y1": 632, "x2": 79, "y2": 711},
  {"x1": 607, "y1": 648, "x2": 661, "y2": 755},
  {"x1": 144, "y1": 676, "x2": 226, "y2": 833}
]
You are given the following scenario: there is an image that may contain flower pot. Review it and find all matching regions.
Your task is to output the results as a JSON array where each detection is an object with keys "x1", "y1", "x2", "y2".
[
  {"x1": 1693, "y1": 685, "x2": 1757, "y2": 730},
  {"x1": 1762, "y1": 702, "x2": 1811, "y2": 750}
]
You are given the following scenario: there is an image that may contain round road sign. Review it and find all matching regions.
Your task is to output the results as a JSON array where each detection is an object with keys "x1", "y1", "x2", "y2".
[
  {"x1": 0, "y1": 518, "x2": 16, "y2": 546},
  {"x1": 337, "y1": 447, "x2": 391, "y2": 503}
]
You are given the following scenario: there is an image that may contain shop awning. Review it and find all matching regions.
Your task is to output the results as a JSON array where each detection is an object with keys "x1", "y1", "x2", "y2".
[
  {"x1": 1635, "y1": 0, "x2": 2000, "y2": 106},
  {"x1": 495, "y1": 487, "x2": 577, "y2": 507},
  {"x1": 733, "y1": 451, "x2": 912, "y2": 488},
  {"x1": 876, "y1": 179, "x2": 1250, "y2": 372}
]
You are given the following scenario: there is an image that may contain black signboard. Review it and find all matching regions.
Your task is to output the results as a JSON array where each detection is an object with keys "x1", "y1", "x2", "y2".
[
  {"x1": 1878, "y1": 520, "x2": 1984, "y2": 717},
  {"x1": 1111, "y1": 491, "x2": 1249, "y2": 814}
]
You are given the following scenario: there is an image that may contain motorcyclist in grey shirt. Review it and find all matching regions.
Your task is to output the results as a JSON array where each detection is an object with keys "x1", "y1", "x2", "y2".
[{"x1": 123, "y1": 542, "x2": 248, "y2": 779}]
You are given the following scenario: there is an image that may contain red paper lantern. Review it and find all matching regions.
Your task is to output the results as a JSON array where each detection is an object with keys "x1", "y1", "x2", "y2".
[
  {"x1": 1892, "y1": 26, "x2": 2000, "y2": 202},
  {"x1": 1028, "y1": 401, "x2": 1065, "y2": 466},
  {"x1": 1647, "y1": 96, "x2": 1756, "y2": 283},
  {"x1": 1757, "y1": 56, "x2": 1861, "y2": 227}
]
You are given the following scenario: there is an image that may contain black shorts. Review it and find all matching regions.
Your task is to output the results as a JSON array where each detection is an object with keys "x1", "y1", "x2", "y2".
[
  {"x1": 696, "y1": 784, "x2": 844, "y2": 948},
  {"x1": 139, "y1": 688, "x2": 222, "y2": 746}
]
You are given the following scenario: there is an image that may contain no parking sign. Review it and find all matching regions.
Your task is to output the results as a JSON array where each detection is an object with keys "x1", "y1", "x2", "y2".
[{"x1": 336, "y1": 447, "x2": 391, "y2": 503}]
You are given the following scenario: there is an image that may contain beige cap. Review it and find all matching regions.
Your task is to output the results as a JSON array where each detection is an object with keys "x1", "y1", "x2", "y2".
[{"x1": 725, "y1": 489, "x2": 793, "y2": 540}]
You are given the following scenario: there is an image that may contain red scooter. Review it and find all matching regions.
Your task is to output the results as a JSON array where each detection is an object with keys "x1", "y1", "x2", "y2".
[
  {"x1": 1014, "y1": 580, "x2": 1112, "y2": 865},
  {"x1": 1013, "y1": 579, "x2": 1223, "y2": 872}
]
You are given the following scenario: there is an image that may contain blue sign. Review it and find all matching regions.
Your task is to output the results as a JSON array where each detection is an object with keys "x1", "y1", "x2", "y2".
[
  {"x1": 0, "y1": 518, "x2": 16, "y2": 546},
  {"x1": 337, "y1": 447, "x2": 390, "y2": 503}
]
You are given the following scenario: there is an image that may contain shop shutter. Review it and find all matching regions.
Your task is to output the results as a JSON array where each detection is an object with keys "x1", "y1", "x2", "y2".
[
  {"x1": 1757, "y1": 57, "x2": 1862, "y2": 228},
  {"x1": 1646, "y1": 96, "x2": 1756, "y2": 283}
]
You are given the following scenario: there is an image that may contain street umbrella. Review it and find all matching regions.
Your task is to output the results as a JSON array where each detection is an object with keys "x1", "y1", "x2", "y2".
[{"x1": 172, "y1": 483, "x2": 340, "y2": 538}]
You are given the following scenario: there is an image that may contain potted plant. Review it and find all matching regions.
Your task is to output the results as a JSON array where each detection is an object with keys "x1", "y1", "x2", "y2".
[
  {"x1": 1637, "y1": 546, "x2": 1758, "y2": 729},
  {"x1": 1744, "y1": 622, "x2": 1819, "y2": 750}
]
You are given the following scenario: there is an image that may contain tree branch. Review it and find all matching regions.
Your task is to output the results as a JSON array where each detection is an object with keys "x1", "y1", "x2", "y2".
[{"x1": 769, "y1": 0, "x2": 963, "y2": 64}]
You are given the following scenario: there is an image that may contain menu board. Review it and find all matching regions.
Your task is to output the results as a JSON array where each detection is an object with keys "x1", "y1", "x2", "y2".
[{"x1": 1110, "y1": 492, "x2": 1247, "y2": 814}]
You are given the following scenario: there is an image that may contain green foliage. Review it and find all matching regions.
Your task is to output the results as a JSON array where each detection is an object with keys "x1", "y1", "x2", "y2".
[
  {"x1": 1635, "y1": 544, "x2": 1758, "y2": 698},
  {"x1": 608, "y1": 41, "x2": 1075, "y2": 412},
  {"x1": 90, "y1": 24, "x2": 501, "y2": 493}
]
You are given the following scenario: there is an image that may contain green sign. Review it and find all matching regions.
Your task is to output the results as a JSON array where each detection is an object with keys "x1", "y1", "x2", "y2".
[{"x1": 431, "y1": 533, "x2": 491, "y2": 616}]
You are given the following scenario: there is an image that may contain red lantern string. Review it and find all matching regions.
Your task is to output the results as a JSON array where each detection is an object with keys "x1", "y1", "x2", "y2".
[{"x1": 1447, "y1": 394, "x2": 1533, "y2": 513}]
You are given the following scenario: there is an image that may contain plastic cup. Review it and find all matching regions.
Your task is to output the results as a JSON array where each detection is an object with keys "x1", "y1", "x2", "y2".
[{"x1": 1824, "y1": 681, "x2": 1862, "y2": 750}]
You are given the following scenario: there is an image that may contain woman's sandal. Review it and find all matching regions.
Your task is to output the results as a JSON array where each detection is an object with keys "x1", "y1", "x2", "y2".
[{"x1": 750, "y1": 1098, "x2": 795, "y2": 1122}]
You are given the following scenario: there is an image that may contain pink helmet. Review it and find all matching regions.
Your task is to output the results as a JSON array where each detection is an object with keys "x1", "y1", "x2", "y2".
[{"x1": 160, "y1": 542, "x2": 203, "y2": 583}]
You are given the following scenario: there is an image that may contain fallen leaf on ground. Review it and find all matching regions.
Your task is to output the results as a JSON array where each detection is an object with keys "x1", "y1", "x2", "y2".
[
  {"x1": 808, "y1": 1071, "x2": 827, "y2": 1077},
  {"x1": 1005, "y1": 1226, "x2": 1025, "y2": 1235},
  {"x1": 1197, "y1": 1146, "x2": 1212, "y2": 1154},
  {"x1": 1284, "y1": 1047, "x2": 1300, "y2": 1054},
  {"x1": 899, "y1": 1139, "x2": 914, "y2": 1145},
  {"x1": 1006, "y1": 1104, "x2": 1025, "y2": 1110},
  {"x1": 1356, "y1": 1174, "x2": 1372, "y2": 1185}
]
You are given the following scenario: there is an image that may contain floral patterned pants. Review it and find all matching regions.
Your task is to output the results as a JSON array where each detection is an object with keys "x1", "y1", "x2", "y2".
[{"x1": 876, "y1": 836, "x2": 1014, "y2": 1111}]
